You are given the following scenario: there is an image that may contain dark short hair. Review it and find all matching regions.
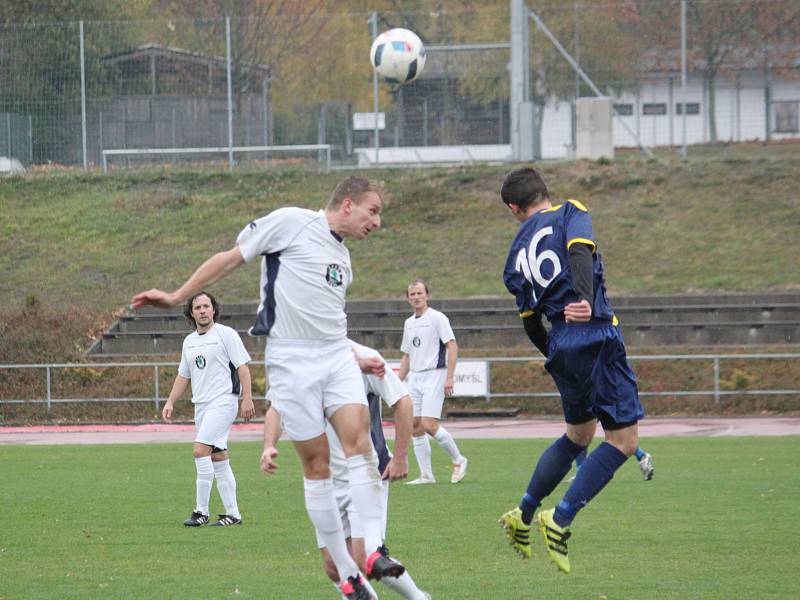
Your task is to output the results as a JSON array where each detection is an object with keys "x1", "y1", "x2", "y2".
[
  {"x1": 327, "y1": 176, "x2": 384, "y2": 209},
  {"x1": 184, "y1": 291, "x2": 220, "y2": 327},
  {"x1": 500, "y1": 167, "x2": 550, "y2": 210},
  {"x1": 407, "y1": 279, "x2": 430, "y2": 296}
]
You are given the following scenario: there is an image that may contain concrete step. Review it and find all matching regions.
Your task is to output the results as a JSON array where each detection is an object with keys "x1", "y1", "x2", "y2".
[
  {"x1": 115, "y1": 302, "x2": 800, "y2": 332},
  {"x1": 92, "y1": 319, "x2": 800, "y2": 356},
  {"x1": 127, "y1": 292, "x2": 800, "y2": 316},
  {"x1": 92, "y1": 293, "x2": 800, "y2": 356}
]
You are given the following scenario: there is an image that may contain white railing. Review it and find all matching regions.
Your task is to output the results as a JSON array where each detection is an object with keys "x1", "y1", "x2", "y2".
[
  {"x1": 2, "y1": 353, "x2": 799, "y2": 412},
  {"x1": 102, "y1": 144, "x2": 332, "y2": 172}
]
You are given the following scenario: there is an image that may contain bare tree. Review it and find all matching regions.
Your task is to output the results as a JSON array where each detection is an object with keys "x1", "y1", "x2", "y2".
[{"x1": 620, "y1": 0, "x2": 800, "y2": 143}]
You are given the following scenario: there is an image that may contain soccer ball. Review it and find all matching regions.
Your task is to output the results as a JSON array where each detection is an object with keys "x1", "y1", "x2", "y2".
[{"x1": 370, "y1": 28, "x2": 426, "y2": 84}]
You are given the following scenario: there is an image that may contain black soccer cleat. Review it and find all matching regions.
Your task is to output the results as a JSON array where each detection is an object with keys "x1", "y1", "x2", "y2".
[
  {"x1": 183, "y1": 511, "x2": 209, "y2": 527},
  {"x1": 365, "y1": 545, "x2": 406, "y2": 581},
  {"x1": 209, "y1": 514, "x2": 242, "y2": 527},
  {"x1": 339, "y1": 574, "x2": 374, "y2": 600}
]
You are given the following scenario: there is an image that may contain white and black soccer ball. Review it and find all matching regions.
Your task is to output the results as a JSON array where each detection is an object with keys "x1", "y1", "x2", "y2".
[{"x1": 370, "y1": 28, "x2": 426, "y2": 84}]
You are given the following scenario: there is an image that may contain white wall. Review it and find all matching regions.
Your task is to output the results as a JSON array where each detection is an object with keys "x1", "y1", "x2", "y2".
[{"x1": 540, "y1": 71, "x2": 800, "y2": 158}]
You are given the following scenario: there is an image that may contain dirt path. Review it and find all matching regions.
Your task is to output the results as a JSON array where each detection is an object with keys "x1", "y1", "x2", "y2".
[{"x1": 1, "y1": 416, "x2": 798, "y2": 445}]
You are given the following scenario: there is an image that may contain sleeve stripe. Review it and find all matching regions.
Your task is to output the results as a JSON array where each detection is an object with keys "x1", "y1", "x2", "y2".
[
  {"x1": 567, "y1": 198, "x2": 589, "y2": 211},
  {"x1": 567, "y1": 237, "x2": 596, "y2": 250}
]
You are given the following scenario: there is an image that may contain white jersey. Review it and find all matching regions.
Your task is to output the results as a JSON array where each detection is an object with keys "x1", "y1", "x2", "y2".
[
  {"x1": 400, "y1": 307, "x2": 456, "y2": 372},
  {"x1": 236, "y1": 207, "x2": 351, "y2": 342},
  {"x1": 178, "y1": 323, "x2": 251, "y2": 405},
  {"x1": 328, "y1": 340, "x2": 409, "y2": 481}
]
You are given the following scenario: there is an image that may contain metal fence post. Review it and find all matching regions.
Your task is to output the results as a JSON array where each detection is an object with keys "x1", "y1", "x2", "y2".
[
  {"x1": 370, "y1": 12, "x2": 380, "y2": 165},
  {"x1": 713, "y1": 356, "x2": 720, "y2": 405},
  {"x1": 79, "y1": 21, "x2": 88, "y2": 170},
  {"x1": 680, "y1": 0, "x2": 688, "y2": 158},
  {"x1": 486, "y1": 360, "x2": 492, "y2": 403},
  {"x1": 225, "y1": 16, "x2": 234, "y2": 170},
  {"x1": 46, "y1": 366, "x2": 52, "y2": 412},
  {"x1": 154, "y1": 365, "x2": 160, "y2": 410}
]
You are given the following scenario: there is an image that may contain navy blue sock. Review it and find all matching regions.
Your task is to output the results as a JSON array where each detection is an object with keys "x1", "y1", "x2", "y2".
[
  {"x1": 634, "y1": 447, "x2": 645, "y2": 460},
  {"x1": 520, "y1": 434, "x2": 586, "y2": 524},
  {"x1": 554, "y1": 442, "x2": 628, "y2": 527}
]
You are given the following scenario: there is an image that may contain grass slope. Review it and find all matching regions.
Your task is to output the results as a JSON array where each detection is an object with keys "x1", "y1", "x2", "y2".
[
  {"x1": 1, "y1": 437, "x2": 798, "y2": 599},
  {"x1": 1, "y1": 145, "x2": 799, "y2": 319}
]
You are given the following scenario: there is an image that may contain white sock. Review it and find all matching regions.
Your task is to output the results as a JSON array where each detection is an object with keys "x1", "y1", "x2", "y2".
[
  {"x1": 381, "y1": 571, "x2": 427, "y2": 600},
  {"x1": 346, "y1": 453, "x2": 385, "y2": 555},
  {"x1": 363, "y1": 577, "x2": 379, "y2": 598},
  {"x1": 304, "y1": 478, "x2": 359, "y2": 581},
  {"x1": 412, "y1": 435, "x2": 433, "y2": 478},
  {"x1": 434, "y1": 426, "x2": 464, "y2": 464},
  {"x1": 194, "y1": 456, "x2": 214, "y2": 515},
  {"x1": 212, "y1": 459, "x2": 240, "y2": 518}
]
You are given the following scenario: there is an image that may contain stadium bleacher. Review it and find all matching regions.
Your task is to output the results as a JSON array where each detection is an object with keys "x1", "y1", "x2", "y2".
[{"x1": 89, "y1": 293, "x2": 800, "y2": 356}]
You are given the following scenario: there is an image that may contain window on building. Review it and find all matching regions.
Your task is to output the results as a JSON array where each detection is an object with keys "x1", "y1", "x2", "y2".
[
  {"x1": 676, "y1": 102, "x2": 700, "y2": 115},
  {"x1": 642, "y1": 103, "x2": 667, "y2": 116},
  {"x1": 613, "y1": 103, "x2": 633, "y2": 116},
  {"x1": 774, "y1": 102, "x2": 799, "y2": 133}
]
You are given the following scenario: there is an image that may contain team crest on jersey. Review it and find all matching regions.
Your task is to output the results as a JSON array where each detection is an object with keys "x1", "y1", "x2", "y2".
[
  {"x1": 195, "y1": 355, "x2": 206, "y2": 369},
  {"x1": 326, "y1": 264, "x2": 344, "y2": 287},
  {"x1": 412, "y1": 336, "x2": 421, "y2": 347}
]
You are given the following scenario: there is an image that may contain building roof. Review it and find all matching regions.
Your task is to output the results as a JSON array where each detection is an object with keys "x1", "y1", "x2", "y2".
[{"x1": 102, "y1": 43, "x2": 270, "y2": 75}]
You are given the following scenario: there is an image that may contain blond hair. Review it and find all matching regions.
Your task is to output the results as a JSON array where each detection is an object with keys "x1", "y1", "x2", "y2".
[{"x1": 327, "y1": 176, "x2": 384, "y2": 209}]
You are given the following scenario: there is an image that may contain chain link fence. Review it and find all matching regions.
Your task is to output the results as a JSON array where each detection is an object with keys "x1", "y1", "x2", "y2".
[{"x1": 0, "y1": 1, "x2": 798, "y2": 170}]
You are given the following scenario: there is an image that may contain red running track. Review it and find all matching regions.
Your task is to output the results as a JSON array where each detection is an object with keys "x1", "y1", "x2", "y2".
[{"x1": 1, "y1": 416, "x2": 798, "y2": 445}]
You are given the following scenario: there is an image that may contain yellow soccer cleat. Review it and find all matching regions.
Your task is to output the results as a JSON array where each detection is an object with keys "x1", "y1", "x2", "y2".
[
  {"x1": 498, "y1": 507, "x2": 532, "y2": 559},
  {"x1": 535, "y1": 508, "x2": 571, "y2": 574}
]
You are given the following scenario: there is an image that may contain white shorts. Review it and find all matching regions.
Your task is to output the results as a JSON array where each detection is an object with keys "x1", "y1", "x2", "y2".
[
  {"x1": 316, "y1": 478, "x2": 390, "y2": 548},
  {"x1": 407, "y1": 369, "x2": 446, "y2": 418},
  {"x1": 194, "y1": 399, "x2": 238, "y2": 449},
  {"x1": 265, "y1": 339, "x2": 367, "y2": 442}
]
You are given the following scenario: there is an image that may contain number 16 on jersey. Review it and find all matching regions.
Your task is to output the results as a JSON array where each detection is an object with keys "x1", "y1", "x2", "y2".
[{"x1": 515, "y1": 226, "x2": 562, "y2": 303}]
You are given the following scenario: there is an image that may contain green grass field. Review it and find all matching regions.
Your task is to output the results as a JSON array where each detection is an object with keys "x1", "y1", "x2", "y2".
[{"x1": 2, "y1": 437, "x2": 798, "y2": 599}]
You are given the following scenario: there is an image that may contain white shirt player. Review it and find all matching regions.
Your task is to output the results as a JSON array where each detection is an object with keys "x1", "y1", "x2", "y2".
[
  {"x1": 327, "y1": 341, "x2": 408, "y2": 481},
  {"x1": 400, "y1": 308, "x2": 456, "y2": 372},
  {"x1": 178, "y1": 323, "x2": 251, "y2": 405},
  {"x1": 236, "y1": 207, "x2": 351, "y2": 341}
]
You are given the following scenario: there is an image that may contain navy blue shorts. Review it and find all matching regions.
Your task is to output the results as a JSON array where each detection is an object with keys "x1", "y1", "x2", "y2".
[{"x1": 545, "y1": 319, "x2": 643, "y2": 428}]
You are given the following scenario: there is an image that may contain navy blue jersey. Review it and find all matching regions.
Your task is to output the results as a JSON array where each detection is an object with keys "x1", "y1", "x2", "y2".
[{"x1": 503, "y1": 200, "x2": 614, "y2": 322}]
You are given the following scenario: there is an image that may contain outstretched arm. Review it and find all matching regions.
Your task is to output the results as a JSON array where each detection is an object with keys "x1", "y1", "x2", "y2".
[{"x1": 130, "y1": 246, "x2": 245, "y2": 308}]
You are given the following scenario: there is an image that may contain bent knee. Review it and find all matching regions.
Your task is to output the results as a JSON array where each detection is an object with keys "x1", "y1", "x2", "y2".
[
  {"x1": 421, "y1": 417, "x2": 439, "y2": 434},
  {"x1": 604, "y1": 425, "x2": 639, "y2": 457},
  {"x1": 192, "y1": 443, "x2": 213, "y2": 459}
]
